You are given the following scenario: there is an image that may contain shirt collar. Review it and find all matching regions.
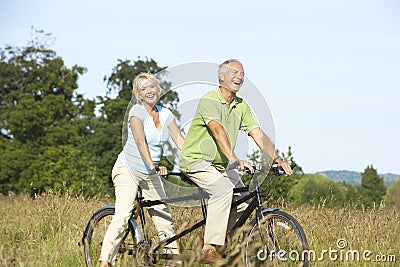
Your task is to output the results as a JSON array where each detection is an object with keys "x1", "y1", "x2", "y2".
[{"x1": 215, "y1": 87, "x2": 238, "y2": 107}]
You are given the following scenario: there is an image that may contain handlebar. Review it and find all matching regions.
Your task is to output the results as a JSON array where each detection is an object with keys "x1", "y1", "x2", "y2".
[
  {"x1": 269, "y1": 162, "x2": 297, "y2": 176},
  {"x1": 240, "y1": 162, "x2": 297, "y2": 176},
  {"x1": 166, "y1": 162, "x2": 296, "y2": 179}
]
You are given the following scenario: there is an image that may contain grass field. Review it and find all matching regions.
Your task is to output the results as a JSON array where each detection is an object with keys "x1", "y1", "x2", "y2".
[{"x1": 0, "y1": 192, "x2": 399, "y2": 266}]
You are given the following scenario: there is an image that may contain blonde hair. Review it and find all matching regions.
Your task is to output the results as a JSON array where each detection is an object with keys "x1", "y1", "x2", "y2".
[{"x1": 132, "y1": 73, "x2": 162, "y2": 104}]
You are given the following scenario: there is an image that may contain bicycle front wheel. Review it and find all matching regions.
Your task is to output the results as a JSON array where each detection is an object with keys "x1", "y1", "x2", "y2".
[
  {"x1": 83, "y1": 206, "x2": 138, "y2": 267},
  {"x1": 244, "y1": 209, "x2": 309, "y2": 267}
]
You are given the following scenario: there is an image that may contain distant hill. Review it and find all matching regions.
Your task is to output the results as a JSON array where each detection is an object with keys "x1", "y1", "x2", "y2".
[{"x1": 317, "y1": 170, "x2": 399, "y2": 187}]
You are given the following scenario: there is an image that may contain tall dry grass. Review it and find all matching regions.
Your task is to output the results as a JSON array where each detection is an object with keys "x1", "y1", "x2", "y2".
[
  {"x1": 0, "y1": 193, "x2": 399, "y2": 266},
  {"x1": 281, "y1": 203, "x2": 400, "y2": 266},
  {"x1": 0, "y1": 192, "x2": 112, "y2": 266}
]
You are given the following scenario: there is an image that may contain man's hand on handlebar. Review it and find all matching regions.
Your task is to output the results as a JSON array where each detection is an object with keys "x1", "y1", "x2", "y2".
[
  {"x1": 275, "y1": 157, "x2": 293, "y2": 176},
  {"x1": 229, "y1": 160, "x2": 254, "y2": 174}
]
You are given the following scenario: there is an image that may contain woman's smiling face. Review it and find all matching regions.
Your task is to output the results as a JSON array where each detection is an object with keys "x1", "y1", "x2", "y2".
[{"x1": 138, "y1": 80, "x2": 160, "y2": 106}]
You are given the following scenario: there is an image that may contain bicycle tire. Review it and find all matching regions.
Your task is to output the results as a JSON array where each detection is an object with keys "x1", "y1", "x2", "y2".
[
  {"x1": 244, "y1": 209, "x2": 309, "y2": 267},
  {"x1": 82, "y1": 205, "x2": 143, "y2": 267}
]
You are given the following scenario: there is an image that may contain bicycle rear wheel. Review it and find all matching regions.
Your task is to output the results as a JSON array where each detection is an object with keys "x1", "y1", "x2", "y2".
[
  {"x1": 244, "y1": 209, "x2": 309, "y2": 267},
  {"x1": 82, "y1": 206, "x2": 139, "y2": 267}
]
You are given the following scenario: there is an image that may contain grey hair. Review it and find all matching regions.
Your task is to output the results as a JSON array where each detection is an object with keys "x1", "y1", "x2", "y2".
[{"x1": 218, "y1": 59, "x2": 243, "y2": 84}]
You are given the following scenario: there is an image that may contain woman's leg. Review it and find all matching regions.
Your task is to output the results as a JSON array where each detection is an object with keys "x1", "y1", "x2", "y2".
[
  {"x1": 134, "y1": 170, "x2": 179, "y2": 254},
  {"x1": 100, "y1": 160, "x2": 139, "y2": 265}
]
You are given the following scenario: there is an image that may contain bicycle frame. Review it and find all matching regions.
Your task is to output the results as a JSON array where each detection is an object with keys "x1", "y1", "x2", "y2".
[
  {"x1": 134, "y1": 167, "x2": 278, "y2": 260},
  {"x1": 81, "y1": 163, "x2": 309, "y2": 267}
]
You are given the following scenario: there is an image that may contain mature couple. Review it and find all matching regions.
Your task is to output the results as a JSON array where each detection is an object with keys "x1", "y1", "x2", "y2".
[{"x1": 99, "y1": 59, "x2": 293, "y2": 266}]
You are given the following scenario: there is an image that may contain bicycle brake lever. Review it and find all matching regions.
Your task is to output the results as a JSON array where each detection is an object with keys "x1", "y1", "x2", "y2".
[{"x1": 255, "y1": 163, "x2": 263, "y2": 171}]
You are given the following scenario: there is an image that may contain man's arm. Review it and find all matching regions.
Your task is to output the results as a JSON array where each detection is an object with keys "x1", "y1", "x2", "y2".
[
  {"x1": 207, "y1": 120, "x2": 254, "y2": 172},
  {"x1": 249, "y1": 127, "x2": 293, "y2": 175}
]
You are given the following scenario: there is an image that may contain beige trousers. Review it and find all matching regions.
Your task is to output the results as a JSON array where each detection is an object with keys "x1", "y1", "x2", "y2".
[
  {"x1": 184, "y1": 161, "x2": 249, "y2": 246},
  {"x1": 100, "y1": 159, "x2": 178, "y2": 264}
]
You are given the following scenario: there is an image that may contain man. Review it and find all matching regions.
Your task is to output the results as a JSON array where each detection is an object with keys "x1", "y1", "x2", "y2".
[{"x1": 179, "y1": 59, "x2": 293, "y2": 263}]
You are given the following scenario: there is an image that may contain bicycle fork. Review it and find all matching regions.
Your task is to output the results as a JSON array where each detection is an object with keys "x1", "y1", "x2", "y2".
[{"x1": 253, "y1": 175, "x2": 280, "y2": 260}]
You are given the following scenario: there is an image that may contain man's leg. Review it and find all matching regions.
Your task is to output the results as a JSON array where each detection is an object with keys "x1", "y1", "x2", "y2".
[
  {"x1": 226, "y1": 169, "x2": 250, "y2": 232},
  {"x1": 185, "y1": 162, "x2": 236, "y2": 246}
]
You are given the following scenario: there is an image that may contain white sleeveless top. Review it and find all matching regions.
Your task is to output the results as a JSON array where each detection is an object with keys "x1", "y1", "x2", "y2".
[{"x1": 118, "y1": 104, "x2": 173, "y2": 174}]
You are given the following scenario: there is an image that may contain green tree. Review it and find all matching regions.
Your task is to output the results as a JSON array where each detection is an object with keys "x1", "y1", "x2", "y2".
[
  {"x1": 0, "y1": 31, "x2": 96, "y2": 195},
  {"x1": 0, "y1": 140, "x2": 35, "y2": 193},
  {"x1": 0, "y1": 31, "x2": 181, "y2": 196},
  {"x1": 360, "y1": 165, "x2": 386, "y2": 208},
  {"x1": 247, "y1": 146, "x2": 302, "y2": 203},
  {"x1": 289, "y1": 174, "x2": 347, "y2": 207},
  {"x1": 384, "y1": 176, "x2": 400, "y2": 210},
  {"x1": 26, "y1": 145, "x2": 99, "y2": 196},
  {"x1": 341, "y1": 182, "x2": 362, "y2": 206}
]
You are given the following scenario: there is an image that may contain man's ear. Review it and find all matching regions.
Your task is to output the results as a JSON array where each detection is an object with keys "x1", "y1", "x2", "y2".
[{"x1": 218, "y1": 72, "x2": 225, "y2": 83}]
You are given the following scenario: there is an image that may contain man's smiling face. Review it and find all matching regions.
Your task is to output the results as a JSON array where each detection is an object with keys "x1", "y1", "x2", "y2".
[{"x1": 219, "y1": 61, "x2": 245, "y2": 93}]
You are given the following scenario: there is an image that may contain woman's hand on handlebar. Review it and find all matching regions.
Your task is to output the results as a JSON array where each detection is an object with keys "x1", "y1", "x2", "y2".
[
  {"x1": 151, "y1": 165, "x2": 168, "y2": 176},
  {"x1": 157, "y1": 166, "x2": 168, "y2": 176}
]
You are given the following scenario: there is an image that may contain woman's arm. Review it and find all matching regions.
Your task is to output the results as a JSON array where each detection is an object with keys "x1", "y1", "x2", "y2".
[
  {"x1": 167, "y1": 119, "x2": 185, "y2": 150},
  {"x1": 130, "y1": 116, "x2": 156, "y2": 170}
]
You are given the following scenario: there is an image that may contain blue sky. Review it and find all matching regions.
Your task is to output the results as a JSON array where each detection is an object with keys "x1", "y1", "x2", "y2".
[{"x1": 1, "y1": 0, "x2": 399, "y2": 174}]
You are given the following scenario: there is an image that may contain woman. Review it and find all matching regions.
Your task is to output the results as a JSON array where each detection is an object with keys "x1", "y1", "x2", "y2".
[{"x1": 100, "y1": 73, "x2": 184, "y2": 266}]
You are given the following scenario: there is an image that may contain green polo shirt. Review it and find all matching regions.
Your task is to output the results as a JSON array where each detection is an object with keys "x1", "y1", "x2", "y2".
[{"x1": 179, "y1": 87, "x2": 260, "y2": 172}]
